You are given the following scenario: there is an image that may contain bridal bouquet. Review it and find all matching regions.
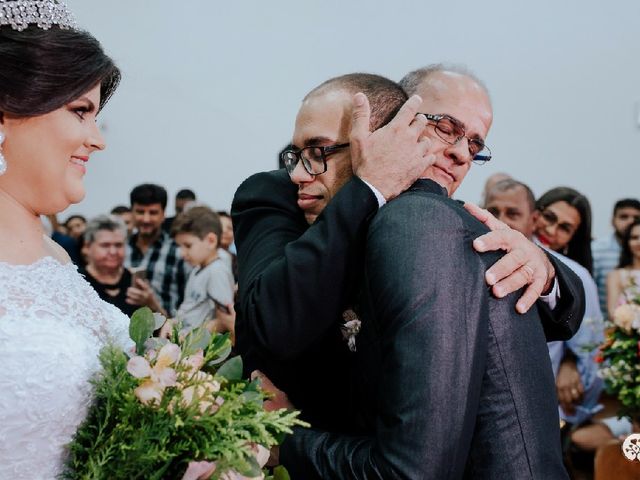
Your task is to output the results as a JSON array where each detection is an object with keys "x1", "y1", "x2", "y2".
[
  {"x1": 63, "y1": 308, "x2": 305, "y2": 480},
  {"x1": 598, "y1": 278, "x2": 640, "y2": 419}
]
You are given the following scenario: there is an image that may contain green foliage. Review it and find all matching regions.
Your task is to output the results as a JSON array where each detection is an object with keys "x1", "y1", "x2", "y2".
[
  {"x1": 217, "y1": 356, "x2": 243, "y2": 381},
  {"x1": 268, "y1": 466, "x2": 291, "y2": 480},
  {"x1": 63, "y1": 311, "x2": 307, "y2": 479},
  {"x1": 129, "y1": 307, "x2": 156, "y2": 355}
]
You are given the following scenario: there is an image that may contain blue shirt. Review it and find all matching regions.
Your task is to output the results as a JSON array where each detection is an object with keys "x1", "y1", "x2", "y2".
[
  {"x1": 545, "y1": 247, "x2": 604, "y2": 424},
  {"x1": 592, "y1": 234, "x2": 621, "y2": 318}
]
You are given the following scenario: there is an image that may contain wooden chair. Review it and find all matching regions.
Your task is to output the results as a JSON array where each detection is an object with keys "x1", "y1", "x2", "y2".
[{"x1": 594, "y1": 440, "x2": 640, "y2": 480}]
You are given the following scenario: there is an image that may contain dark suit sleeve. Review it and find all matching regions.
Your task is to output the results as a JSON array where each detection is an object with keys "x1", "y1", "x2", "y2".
[
  {"x1": 280, "y1": 195, "x2": 488, "y2": 479},
  {"x1": 231, "y1": 169, "x2": 378, "y2": 361},
  {"x1": 536, "y1": 253, "x2": 585, "y2": 341}
]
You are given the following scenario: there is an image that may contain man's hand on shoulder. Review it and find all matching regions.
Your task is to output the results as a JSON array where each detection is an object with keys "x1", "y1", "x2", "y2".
[
  {"x1": 349, "y1": 93, "x2": 434, "y2": 201},
  {"x1": 465, "y1": 202, "x2": 556, "y2": 314}
]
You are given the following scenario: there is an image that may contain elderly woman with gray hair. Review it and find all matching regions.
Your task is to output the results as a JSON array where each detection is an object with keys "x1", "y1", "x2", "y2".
[{"x1": 80, "y1": 215, "x2": 163, "y2": 317}]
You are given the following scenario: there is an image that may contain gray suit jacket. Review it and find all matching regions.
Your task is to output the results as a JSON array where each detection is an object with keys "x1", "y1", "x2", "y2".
[{"x1": 280, "y1": 179, "x2": 568, "y2": 479}]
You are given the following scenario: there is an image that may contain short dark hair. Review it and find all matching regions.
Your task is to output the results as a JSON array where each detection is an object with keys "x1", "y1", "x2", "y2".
[
  {"x1": 485, "y1": 178, "x2": 536, "y2": 213},
  {"x1": 305, "y1": 73, "x2": 408, "y2": 131},
  {"x1": 619, "y1": 218, "x2": 640, "y2": 268},
  {"x1": 64, "y1": 214, "x2": 87, "y2": 226},
  {"x1": 614, "y1": 198, "x2": 640, "y2": 216},
  {"x1": 536, "y1": 187, "x2": 593, "y2": 273},
  {"x1": 171, "y1": 206, "x2": 222, "y2": 240},
  {"x1": 110, "y1": 205, "x2": 131, "y2": 215},
  {"x1": 0, "y1": 25, "x2": 120, "y2": 117},
  {"x1": 176, "y1": 189, "x2": 196, "y2": 201},
  {"x1": 130, "y1": 184, "x2": 168, "y2": 210}
]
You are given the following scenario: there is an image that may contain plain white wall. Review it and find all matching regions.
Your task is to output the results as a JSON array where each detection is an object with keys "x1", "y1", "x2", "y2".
[{"x1": 62, "y1": 0, "x2": 640, "y2": 238}]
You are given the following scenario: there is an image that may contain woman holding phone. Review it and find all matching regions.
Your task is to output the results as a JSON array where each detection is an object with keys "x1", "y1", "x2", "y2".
[{"x1": 79, "y1": 215, "x2": 164, "y2": 317}]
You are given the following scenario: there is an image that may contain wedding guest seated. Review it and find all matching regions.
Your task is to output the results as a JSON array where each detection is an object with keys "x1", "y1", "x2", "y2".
[
  {"x1": 592, "y1": 198, "x2": 640, "y2": 317},
  {"x1": 125, "y1": 183, "x2": 190, "y2": 316},
  {"x1": 572, "y1": 219, "x2": 640, "y2": 454},
  {"x1": 535, "y1": 187, "x2": 594, "y2": 273},
  {"x1": 217, "y1": 210, "x2": 237, "y2": 280},
  {"x1": 42, "y1": 214, "x2": 83, "y2": 265},
  {"x1": 479, "y1": 171, "x2": 511, "y2": 205},
  {"x1": 80, "y1": 215, "x2": 163, "y2": 317},
  {"x1": 64, "y1": 214, "x2": 87, "y2": 241},
  {"x1": 606, "y1": 218, "x2": 640, "y2": 319},
  {"x1": 110, "y1": 205, "x2": 134, "y2": 237},
  {"x1": 162, "y1": 188, "x2": 196, "y2": 233},
  {"x1": 170, "y1": 206, "x2": 234, "y2": 335}
]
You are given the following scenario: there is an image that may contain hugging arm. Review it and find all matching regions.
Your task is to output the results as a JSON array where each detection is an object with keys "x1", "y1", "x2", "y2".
[
  {"x1": 538, "y1": 254, "x2": 585, "y2": 340},
  {"x1": 232, "y1": 170, "x2": 378, "y2": 361},
  {"x1": 465, "y1": 202, "x2": 585, "y2": 340}
]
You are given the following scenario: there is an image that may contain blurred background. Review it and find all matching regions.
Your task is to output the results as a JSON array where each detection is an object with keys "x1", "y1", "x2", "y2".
[{"x1": 64, "y1": 0, "x2": 640, "y2": 237}]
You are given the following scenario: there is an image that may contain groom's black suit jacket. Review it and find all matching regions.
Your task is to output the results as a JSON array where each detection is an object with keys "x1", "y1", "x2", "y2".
[{"x1": 232, "y1": 169, "x2": 585, "y2": 435}]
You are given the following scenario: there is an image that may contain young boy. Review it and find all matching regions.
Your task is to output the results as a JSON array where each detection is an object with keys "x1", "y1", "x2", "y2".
[{"x1": 171, "y1": 206, "x2": 235, "y2": 335}]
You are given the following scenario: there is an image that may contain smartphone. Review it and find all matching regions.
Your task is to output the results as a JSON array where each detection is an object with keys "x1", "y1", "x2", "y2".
[{"x1": 130, "y1": 268, "x2": 147, "y2": 287}]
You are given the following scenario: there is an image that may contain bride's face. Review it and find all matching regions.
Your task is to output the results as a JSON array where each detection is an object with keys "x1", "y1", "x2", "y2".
[{"x1": 0, "y1": 84, "x2": 105, "y2": 214}]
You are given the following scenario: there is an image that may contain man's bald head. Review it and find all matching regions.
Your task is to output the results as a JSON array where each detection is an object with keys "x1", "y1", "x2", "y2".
[
  {"x1": 304, "y1": 73, "x2": 407, "y2": 132},
  {"x1": 484, "y1": 179, "x2": 537, "y2": 238},
  {"x1": 397, "y1": 64, "x2": 493, "y2": 196},
  {"x1": 399, "y1": 64, "x2": 490, "y2": 100}
]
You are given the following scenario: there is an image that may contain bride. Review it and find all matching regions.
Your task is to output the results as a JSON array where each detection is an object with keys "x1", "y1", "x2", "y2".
[{"x1": 0, "y1": 1, "x2": 132, "y2": 477}]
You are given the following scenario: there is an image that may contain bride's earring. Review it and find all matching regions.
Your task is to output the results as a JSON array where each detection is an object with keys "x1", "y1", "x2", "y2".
[{"x1": 0, "y1": 132, "x2": 6, "y2": 176}]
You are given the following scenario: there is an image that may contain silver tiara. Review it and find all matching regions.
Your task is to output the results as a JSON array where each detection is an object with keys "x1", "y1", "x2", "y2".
[{"x1": 0, "y1": 0, "x2": 76, "y2": 31}]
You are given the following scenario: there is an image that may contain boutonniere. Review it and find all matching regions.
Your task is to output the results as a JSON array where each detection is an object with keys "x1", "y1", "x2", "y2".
[{"x1": 341, "y1": 308, "x2": 361, "y2": 352}]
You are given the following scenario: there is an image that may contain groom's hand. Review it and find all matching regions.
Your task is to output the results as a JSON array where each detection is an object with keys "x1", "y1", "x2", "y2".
[
  {"x1": 350, "y1": 92, "x2": 434, "y2": 201},
  {"x1": 464, "y1": 202, "x2": 555, "y2": 314}
]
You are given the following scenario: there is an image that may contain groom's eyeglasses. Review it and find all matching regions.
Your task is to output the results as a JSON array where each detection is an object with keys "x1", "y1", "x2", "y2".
[{"x1": 281, "y1": 143, "x2": 350, "y2": 177}]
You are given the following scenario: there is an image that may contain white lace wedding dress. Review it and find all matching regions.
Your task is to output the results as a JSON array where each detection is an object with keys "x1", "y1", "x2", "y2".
[{"x1": 0, "y1": 257, "x2": 133, "y2": 479}]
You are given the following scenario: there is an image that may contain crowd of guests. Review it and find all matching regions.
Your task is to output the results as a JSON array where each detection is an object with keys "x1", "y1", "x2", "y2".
[
  {"x1": 481, "y1": 173, "x2": 640, "y2": 478},
  {"x1": 45, "y1": 174, "x2": 638, "y2": 478},
  {"x1": 46, "y1": 183, "x2": 238, "y2": 342}
]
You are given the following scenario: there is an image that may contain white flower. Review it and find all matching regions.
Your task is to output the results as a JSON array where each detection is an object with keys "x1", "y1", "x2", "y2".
[
  {"x1": 127, "y1": 342, "x2": 182, "y2": 405},
  {"x1": 180, "y1": 349, "x2": 205, "y2": 375}
]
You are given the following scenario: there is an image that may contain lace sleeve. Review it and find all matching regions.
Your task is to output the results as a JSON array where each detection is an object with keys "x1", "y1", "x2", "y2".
[{"x1": 99, "y1": 301, "x2": 134, "y2": 352}]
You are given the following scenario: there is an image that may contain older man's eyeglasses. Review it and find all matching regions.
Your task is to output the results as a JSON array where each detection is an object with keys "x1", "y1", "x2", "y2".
[
  {"x1": 281, "y1": 143, "x2": 350, "y2": 176},
  {"x1": 421, "y1": 113, "x2": 492, "y2": 165}
]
